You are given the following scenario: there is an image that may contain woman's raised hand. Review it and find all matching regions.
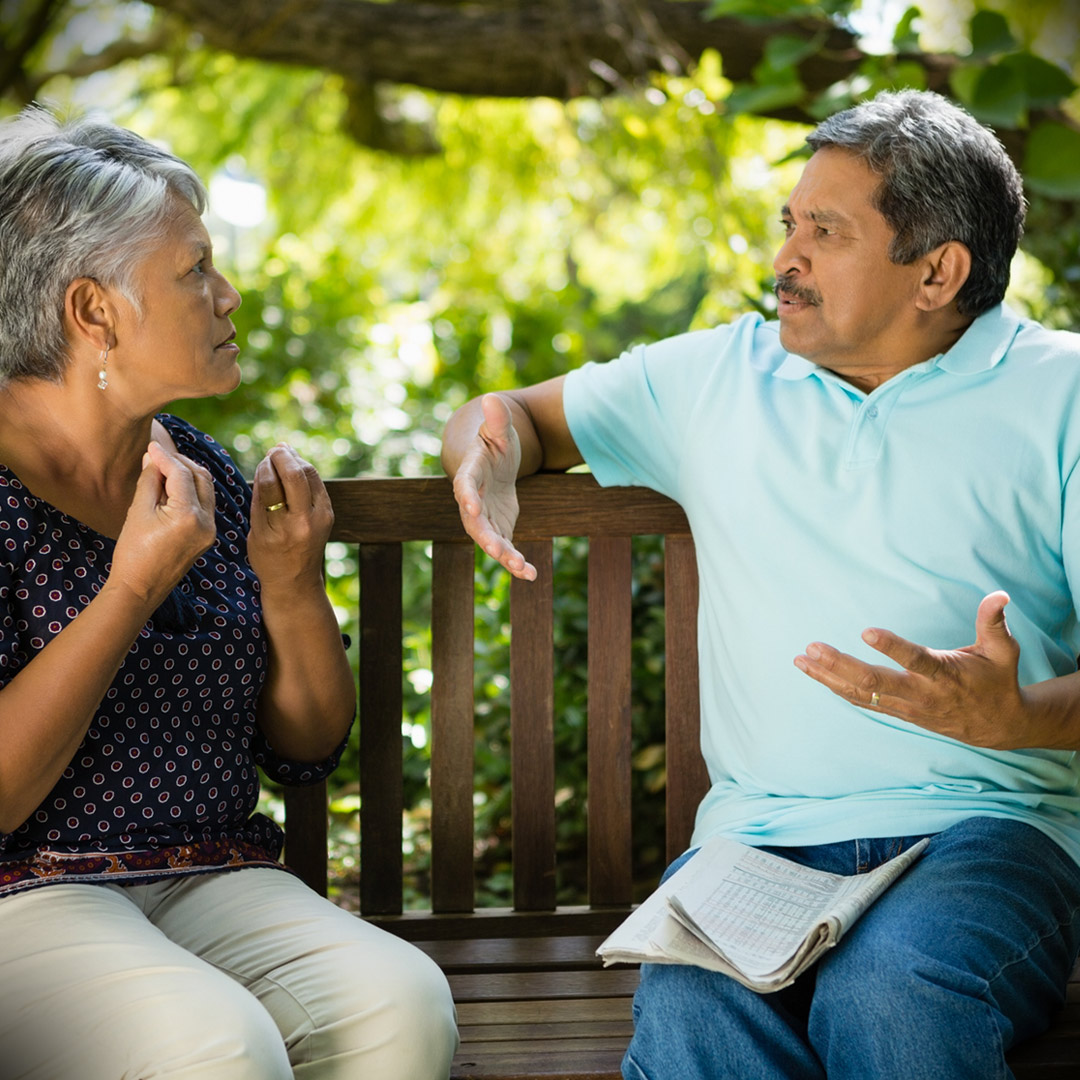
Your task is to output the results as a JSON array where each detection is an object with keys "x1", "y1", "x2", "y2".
[
  {"x1": 247, "y1": 444, "x2": 334, "y2": 594},
  {"x1": 110, "y1": 440, "x2": 217, "y2": 607}
]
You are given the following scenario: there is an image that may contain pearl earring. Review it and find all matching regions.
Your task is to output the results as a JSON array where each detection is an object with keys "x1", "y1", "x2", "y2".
[{"x1": 97, "y1": 346, "x2": 109, "y2": 390}]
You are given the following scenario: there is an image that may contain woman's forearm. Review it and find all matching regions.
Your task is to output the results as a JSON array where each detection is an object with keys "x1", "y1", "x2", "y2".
[
  {"x1": 255, "y1": 580, "x2": 356, "y2": 761},
  {"x1": 0, "y1": 582, "x2": 159, "y2": 833}
]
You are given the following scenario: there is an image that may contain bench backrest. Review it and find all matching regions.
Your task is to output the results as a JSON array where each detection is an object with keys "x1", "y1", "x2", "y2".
[{"x1": 282, "y1": 473, "x2": 710, "y2": 928}]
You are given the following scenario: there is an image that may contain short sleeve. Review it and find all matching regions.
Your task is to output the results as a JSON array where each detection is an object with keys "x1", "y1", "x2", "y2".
[
  {"x1": 563, "y1": 321, "x2": 741, "y2": 499},
  {"x1": 253, "y1": 724, "x2": 353, "y2": 787}
]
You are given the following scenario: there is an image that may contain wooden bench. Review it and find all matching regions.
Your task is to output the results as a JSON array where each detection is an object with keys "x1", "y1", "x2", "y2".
[{"x1": 282, "y1": 472, "x2": 1080, "y2": 1079}]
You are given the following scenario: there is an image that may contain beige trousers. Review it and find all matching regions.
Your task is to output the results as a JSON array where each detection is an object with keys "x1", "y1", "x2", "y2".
[{"x1": 0, "y1": 867, "x2": 458, "y2": 1079}]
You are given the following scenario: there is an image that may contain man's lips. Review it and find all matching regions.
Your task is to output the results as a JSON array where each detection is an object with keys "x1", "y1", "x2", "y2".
[
  {"x1": 215, "y1": 329, "x2": 238, "y2": 349},
  {"x1": 777, "y1": 292, "x2": 816, "y2": 310},
  {"x1": 774, "y1": 283, "x2": 821, "y2": 310}
]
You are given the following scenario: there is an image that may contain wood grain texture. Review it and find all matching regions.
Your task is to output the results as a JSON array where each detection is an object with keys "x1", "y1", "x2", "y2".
[
  {"x1": 282, "y1": 782, "x2": 328, "y2": 896},
  {"x1": 359, "y1": 542, "x2": 404, "y2": 915},
  {"x1": 326, "y1": 474, "x2": 689, "y2": 543},
  {"x1": 663, "y1": 534, "x2": 708, "y2": 862},
  {"x1": 587, "y1": 536, "x2": 633, "y2": 907},
  {"x1": 431, "y1": 540, "x2": 477, "y2": 913},
  {"x1": 510, "y1": 541, "x2": 557, "y2": 911}
]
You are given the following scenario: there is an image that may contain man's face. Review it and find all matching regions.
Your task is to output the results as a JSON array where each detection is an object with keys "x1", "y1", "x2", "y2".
[{"x1": 773, "y1": 147, "x2": 928, "y2": 388}]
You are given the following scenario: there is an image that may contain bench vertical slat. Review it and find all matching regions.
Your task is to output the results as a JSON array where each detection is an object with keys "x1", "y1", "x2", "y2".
[
  {"x1": 663, "y1": 533, "x2": 708, "y2": 863},
  {"x1": 360, "y1": 541, "x2": 405, "y2": 915},
  {"x1": 431, "y1": 540, "x2": 477, "y2": 913},
  {"x1": 510, "y1": 540, "x2": 557, "y2": 911},
  {"x1": 587, "y1": 535, "x2": 633, "y2": 907},
  {"x1": 283, "y1": 781, "x2": 329, "y2": 896}
]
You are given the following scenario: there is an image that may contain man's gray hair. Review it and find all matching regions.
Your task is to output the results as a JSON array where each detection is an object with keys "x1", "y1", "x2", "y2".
[
  {"x1": 0, "y1": 105, "x2": 208, "y2": 382},
  {"x1": 807, "y1": 90, "x2": 1025, "y2": 317}
]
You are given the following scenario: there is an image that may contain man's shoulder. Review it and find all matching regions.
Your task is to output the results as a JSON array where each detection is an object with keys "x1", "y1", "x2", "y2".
[
  {"x1": 642, "y1": 311, "x2": 787, "y2": 372},
  {"x1": 1011, "y1": 314, "x2": 1080, "y2": 359}
]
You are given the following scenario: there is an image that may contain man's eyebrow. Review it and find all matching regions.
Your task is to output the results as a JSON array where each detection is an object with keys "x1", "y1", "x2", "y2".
[{"x1": 780, "y1": 204, "x2": 852, "y2": 228}]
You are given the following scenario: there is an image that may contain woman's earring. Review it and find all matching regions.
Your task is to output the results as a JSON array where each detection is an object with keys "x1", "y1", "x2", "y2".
[{"x1": 97, "y1": 346, "x2": 109, "y2": 390}]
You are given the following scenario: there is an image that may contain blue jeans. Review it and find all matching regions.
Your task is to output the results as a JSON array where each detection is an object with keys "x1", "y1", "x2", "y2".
[{"x1": 622, "y1": 816, "x2": 1080, "y2": 1080}]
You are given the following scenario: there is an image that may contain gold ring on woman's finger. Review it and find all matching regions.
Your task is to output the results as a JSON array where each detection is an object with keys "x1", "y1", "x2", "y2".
[
  {"x1": 870, "y1": 691, "x2": 880, "y2": 707},
  {"x1": 265, "y1": 502, "x2": 287, "y2": 513}
]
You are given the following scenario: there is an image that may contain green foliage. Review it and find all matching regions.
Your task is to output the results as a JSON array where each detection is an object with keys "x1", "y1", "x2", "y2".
[{"x1": 1024, "y1": 121, "x2": 1080, "y2": 198}]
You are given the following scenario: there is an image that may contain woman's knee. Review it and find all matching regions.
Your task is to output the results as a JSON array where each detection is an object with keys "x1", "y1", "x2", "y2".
[{"x1": 288, "y1": 927, "x2": 458, "y2": 1079}]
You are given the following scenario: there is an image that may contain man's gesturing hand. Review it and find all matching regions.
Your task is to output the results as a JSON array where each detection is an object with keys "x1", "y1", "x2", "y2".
[
  {"x1": 793, "y1": 591, "x2": 1041, "y2": 749},
  {"x1": 452, "y1": 393, "x2": 537, "y2": 580}
]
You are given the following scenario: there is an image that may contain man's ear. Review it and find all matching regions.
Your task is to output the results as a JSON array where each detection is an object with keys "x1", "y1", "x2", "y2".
[
  {"x1": 915, "y1": 241, "x2": 972, "y2": 312},
  {"x1": 64, "y1": 277, "x2": 116, "y2": 353}
]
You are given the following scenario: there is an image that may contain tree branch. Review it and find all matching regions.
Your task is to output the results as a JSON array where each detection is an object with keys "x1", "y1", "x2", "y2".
[{"x1": 140, "y1": 0, "x2": 862, "y2": 104}]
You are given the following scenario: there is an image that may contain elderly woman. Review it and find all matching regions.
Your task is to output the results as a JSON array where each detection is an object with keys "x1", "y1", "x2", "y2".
[{"x1": 0, "y1": 107, "x2": 457, "y2": 1079}]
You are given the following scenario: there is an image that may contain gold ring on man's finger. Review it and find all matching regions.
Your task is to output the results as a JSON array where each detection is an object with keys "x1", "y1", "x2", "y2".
[
  {"x1": 869, "y1": 691, "x2": 880, "y2": 707},
  {"x1": 265, "y1": 502, "x2": 287, "y2": 513}
]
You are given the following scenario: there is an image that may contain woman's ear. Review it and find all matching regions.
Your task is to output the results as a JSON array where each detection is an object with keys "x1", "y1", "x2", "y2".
[
  {"x1": 64, "y1": 277, "x2": 116, "y2": 353},
  {"x1": 915, "y1": 241, "x2": 972, "y2": 312}
]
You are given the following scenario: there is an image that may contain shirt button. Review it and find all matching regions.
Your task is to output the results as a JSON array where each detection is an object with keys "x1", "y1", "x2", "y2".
[{"x1": 866, "y1": 405, "x2": 879, "y2": 420}]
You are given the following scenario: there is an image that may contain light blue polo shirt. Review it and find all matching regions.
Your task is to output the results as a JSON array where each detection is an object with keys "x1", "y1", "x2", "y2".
[{"x1": 563, "y1": 304, "x2": 1080, "y2": 863}]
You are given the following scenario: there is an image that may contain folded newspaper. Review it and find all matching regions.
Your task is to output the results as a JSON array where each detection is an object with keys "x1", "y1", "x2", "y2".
[{"x1": 597, "y1": 834, "x2": 930, "y2": 993}]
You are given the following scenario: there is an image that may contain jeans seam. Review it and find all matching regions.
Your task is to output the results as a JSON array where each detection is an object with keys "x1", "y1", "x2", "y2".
[{"x1": 987, "y1": 904, "x2": 1080, "y2": 989}]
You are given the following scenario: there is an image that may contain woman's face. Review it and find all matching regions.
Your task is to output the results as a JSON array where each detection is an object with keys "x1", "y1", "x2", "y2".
[{"x1": 111, "y1": 195, "x2": 242, "y2": 403}]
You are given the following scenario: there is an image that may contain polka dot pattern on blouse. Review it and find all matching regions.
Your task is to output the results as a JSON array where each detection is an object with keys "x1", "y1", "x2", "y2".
[{"x1": 0, "y1": 416, "x2": 345, "y2": 897}]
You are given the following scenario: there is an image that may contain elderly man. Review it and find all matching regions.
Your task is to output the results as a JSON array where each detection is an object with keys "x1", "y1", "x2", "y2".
[{"x1": 441, "y1": 90, "x2": 1080, "y2": 1079}]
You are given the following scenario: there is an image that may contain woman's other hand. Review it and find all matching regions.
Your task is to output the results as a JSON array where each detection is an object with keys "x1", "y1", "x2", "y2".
[
  {"x1": 247, "y1": 444, "x2": 334, "y2": 595},
  {"x1": 246, "y1": 445, "x2": 353, "y2": 761},
  {"x1": 110, "y1": 440, "x2": 217, "y2": 606}
]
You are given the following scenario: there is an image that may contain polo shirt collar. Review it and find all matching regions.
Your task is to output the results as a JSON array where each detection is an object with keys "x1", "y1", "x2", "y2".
[
  {"x1": 933, "y1": 302, "x2": 1020, "y2": 375},
  {"x1": 771, "y1": 303, "x2": 1021, "y2": 382}
]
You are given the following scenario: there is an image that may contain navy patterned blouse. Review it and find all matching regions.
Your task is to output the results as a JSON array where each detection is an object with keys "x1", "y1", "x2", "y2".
[{"x1": 0, "y1": 416, "x2": 345, "y2": 898}]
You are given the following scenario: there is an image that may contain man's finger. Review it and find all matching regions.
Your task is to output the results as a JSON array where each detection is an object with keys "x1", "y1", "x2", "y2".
[
  {"x1": 470, "y1": 520, "x2": 536, "y2": 580},
  {"x1": 794, "y1": 649, "x2": 909, "y2": 712},
  {"x1": 861, "y1": 627, "x2": 940, "y2": 678},
  {"x1": 453, "y1": 464, "x2": 485, "y2": 518},
  {"x1": 974, "y1": 590, "x2": 1014, "y2": 657}
]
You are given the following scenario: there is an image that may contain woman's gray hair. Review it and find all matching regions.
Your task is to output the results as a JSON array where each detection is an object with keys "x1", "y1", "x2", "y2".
[
  {"x1": 0, "y1": 105, "x2": 208, "y2": 382},
  {"x1": 807, "y1": 90, "x2": 1025, "y2": 317}
]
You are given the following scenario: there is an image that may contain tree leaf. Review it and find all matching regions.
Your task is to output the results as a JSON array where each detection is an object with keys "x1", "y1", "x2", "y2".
[
  {"x1": 706, "y1": 0, "x2": 822, "y2": 17},
  {"x1": 892, "y1": 6, "x2": 922, "y2": 51},
  {"x1": 763, "y1": 32, "x2": 826, "y2": 72},
  {"x1": 999, "y1": 52, "x2": 1077, "y2": 107},
  {"x1": 949, "y1": 62, "x2": 982, "y2": 106},
  {"x1": 968, "y1": 9, "x2": 1017, "y2": 56},
  {"x1": 1023, "y1": 121, "x2": 1080, "y2": 199},
  {"x1": 725, "y1": 79, "x2": 806, "y2": 114},
  {"x1": 969, "y1": 62, "x2": 1026, "y2": 128}
]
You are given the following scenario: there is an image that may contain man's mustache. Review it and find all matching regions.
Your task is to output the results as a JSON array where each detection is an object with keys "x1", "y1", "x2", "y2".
[{"x1": 774, "y1": 275, "x2": 821, "y2": 306}]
